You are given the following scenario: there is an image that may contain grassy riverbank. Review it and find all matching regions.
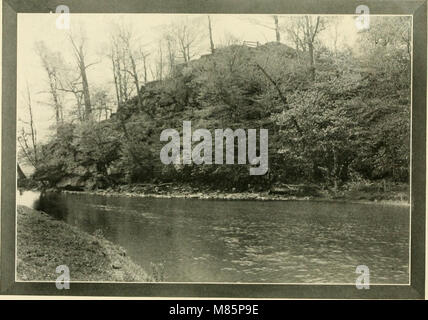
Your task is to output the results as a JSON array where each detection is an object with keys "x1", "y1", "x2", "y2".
[
  {"x1": 60, "y1": 182, "x2": 409, "y2": 206},
  {"x1": 17, "y1": 205, "x2": 152, "y2": 282}
]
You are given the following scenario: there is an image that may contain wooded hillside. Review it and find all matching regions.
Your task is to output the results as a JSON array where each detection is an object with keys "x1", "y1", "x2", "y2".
[{"x1": 18, "y1": 16, "x2": 411, "y2": 194}]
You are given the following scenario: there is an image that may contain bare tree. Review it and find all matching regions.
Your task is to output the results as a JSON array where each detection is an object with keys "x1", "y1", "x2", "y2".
[
  {"x1": 284, "y1": 20, "x2": 306, "y2": 59},
  {"x1": 248, "y1": 15, "x2": 282, "y2": 43},
  {"x1": 35, "y1": 41, "x2": 64, "y2": 126},
  {"x1": 153, "y1": 40, "x2": 164, "y2": 81},
  {"x1": 108, "y1": 39, "x2": 124, "y2": 106},
  {"x1": 304, "y1": 16, "x2": 322, "y2": 80},
  {"x1": 163, "y1": 33, "x2": 177, "y2": 76},
  {"x1": 18, "y1": 83, "x2": 38, "y2": 168},
  {"x1": 140, "y1": 49, "x2": 150, "y2": 84},
  {"x1": 208, "y1": 15, "x2": 215, "y2": 53},
  {"x1": 169, "y1": 17, "x2": 203, "y2": 63},
  {"x1": 108, "y1": 23, "x2": 151, "y2": 110},
  {"x1": 329, "y1": 17, "x2": 342, "y2": 57},
  {"x1": 72, "y1": 88, "x2": 85, "y2": 122},
  {"x1": 273, "y1": 15, "x2": 281, "y2": 43},
  {"x1": 115, "y1": 24, "x2": 147, "y2": 111},
  {"x1": 68, "y1": 31, "x2": 96, "y2": 119},
  {"x1": 92, "y1": 87, "x2": 112, "y2": 121},
  {"x1": 284, "y1": 16, "x2": 325, "y2": 80}
]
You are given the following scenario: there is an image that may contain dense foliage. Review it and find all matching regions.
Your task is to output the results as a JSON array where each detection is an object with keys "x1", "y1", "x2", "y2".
[{"x1": 23, "y1": 18, "x2": 411, "y2": 193}]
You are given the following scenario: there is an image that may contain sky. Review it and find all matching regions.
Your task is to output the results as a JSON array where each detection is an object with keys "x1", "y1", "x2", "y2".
[{"x1": 17, "y1": 13, "x2": 360, "y2": 142}]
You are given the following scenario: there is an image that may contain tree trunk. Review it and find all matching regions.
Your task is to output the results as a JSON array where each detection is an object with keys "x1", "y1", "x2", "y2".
[
  {"x1": 254, "y1": 62, "x2": 302, "y2": 135},
  {"x1": 70, "y1": 37, "x2": 92, "y2": 119},
  {"x1": 111, "y1": 54, "x2": 121, "y2": 106},
  {"x1": 74, "y1": 92, "x2": 84, "y2": 122},
  {"x1": 208, "y1": 15, "x2": 215, "y2": 53},
  {"x1": 274, "y1": 16, "x2": 281, "y2": 43},
  {"x1": 80, "y1": 58, "x2": 92, "y2": 119},
  {"x1": 129, "y1": 54, "x2": 143, "y2": 111},
  {"x1": 26, "y1": 84, "x2": 38, "y2": 165},
  {"x1": 308, "y1": 42, "x2": 315, "y2": 81},
  {"x1": 332, "y1": 147, "x2": 339, "y2": 191},
  {"x1": 142, "y1": 54, "x2": 148, "y2": 84},
  {"x1": 45, "y1": 74, "x2": 62, "y2": 128}
]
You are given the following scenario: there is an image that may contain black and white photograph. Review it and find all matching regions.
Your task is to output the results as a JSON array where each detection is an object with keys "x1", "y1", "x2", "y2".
[{"x1": 1, "y1": 0, "x2": 426, "y2": 300}]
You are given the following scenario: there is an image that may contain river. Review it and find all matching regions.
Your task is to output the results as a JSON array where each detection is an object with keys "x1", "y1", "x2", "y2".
[{"x1": 17, "y1": 190, "x2": 410, "y2": 284}]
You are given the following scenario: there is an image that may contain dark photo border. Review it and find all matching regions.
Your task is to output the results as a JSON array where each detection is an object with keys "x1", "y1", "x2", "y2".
[{"x1": 1, "y1": 0, "x2": 426, "y2": 298}]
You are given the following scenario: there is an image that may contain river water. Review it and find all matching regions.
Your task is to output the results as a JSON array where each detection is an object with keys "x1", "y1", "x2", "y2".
[{"x1": 18, "y1": 190, "x2": 410, "y2": 284}]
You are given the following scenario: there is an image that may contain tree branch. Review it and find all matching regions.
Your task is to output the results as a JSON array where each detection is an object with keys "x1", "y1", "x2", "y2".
[{"x1": 253, "y1": 62, "x2": 302, "y2": 135}]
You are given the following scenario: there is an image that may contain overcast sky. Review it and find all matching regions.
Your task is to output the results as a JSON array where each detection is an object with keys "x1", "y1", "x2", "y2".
[{"x1": 17, "y1": 14, "x2": 360, "y2": 142}]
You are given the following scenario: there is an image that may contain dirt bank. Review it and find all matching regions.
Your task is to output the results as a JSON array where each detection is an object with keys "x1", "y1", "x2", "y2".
[{"x1": 17, "y1": 205, "x2": 152, "y2": 282}]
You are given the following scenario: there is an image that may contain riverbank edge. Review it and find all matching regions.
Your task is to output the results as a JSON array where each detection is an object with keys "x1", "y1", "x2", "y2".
[
  {"x1": 17, "y1": 205, "x2": 153, "y2": 282},
  {"x1": 58, "y1": 186, "x2": 410, "y2": 207}
]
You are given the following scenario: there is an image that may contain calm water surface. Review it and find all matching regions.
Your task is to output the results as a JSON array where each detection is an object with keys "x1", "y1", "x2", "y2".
[{"x1": 18, "y1": 191, "x2": 409, "y2": 283}]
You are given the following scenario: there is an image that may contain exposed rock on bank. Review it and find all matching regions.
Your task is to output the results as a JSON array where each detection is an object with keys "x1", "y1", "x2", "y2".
[{"x1": 60, "y1": 182, "x2": 409, "y2": 206}]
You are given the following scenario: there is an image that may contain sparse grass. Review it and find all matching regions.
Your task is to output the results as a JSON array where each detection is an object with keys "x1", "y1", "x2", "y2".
[{"x1": 17, "y1": 205, "x2": 152, "y2": 282}]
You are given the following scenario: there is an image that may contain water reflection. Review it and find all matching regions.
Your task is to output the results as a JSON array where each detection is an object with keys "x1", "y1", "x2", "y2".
[{"x1": 18, "y1": 191, "x2": 410, "y2": 284}]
